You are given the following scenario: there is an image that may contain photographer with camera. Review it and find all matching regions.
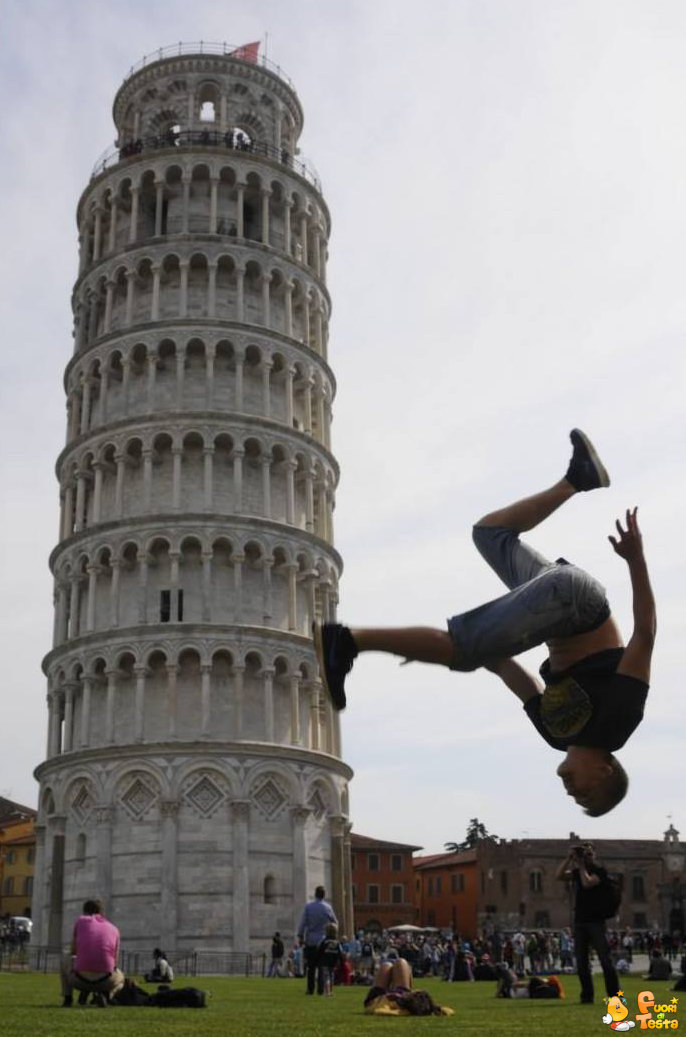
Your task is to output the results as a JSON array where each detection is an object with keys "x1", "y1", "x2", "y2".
[{"x1": 556, "y1": 842, "x2": 619, "y2": 1004}]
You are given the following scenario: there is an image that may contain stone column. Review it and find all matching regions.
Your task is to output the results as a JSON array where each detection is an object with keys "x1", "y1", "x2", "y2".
[
  {"x1": 231, "y1": 800, "x2": 251, "y2": 951},
  {"x1": 69, "y1": 574, "x2": 81, "y2": 638},
  {"x1": 105, "y1": 668, "x2": 116, "y2": 743},
  {"x1": 172, "y1": 447, "x2": 182, "y2": 510},
  {"x1": 56, "y1": 583, "x2": 69, "y2": 643},
  {"x1": 85, "y1": 564, "x2": 98, "y2": 632},
  {"x1": 134, "y1": 665, "x2": 146, "y2": 742},
  {"x1": 99, "y1": 365, "x2": 109, "y2": 423},
  {"x1": 73, "y1": 472, "x2": 86, "y2": 531},
  {"x1": 80, "y1": 675, "x2": 92, "y2": 748},
  {"x1": 128, "y1": 185, "x2": 139, "y2": 243},
  {"x1": 262, "y1": 667, "x2": 275, "y2": 742},
  {"x1": 160, "y1": 800, "x2": 180, "y2": 952},
  {"x1": 125, "y1": 272, "x2": 135, "y2": 325},
  {"x1": 236, "y1": 266, "x2": 245, "y2": 322},
  {"x1": 329, "y1": 815, "x2": 346, "y2": 928},
  {"x1": 151, "y1": 263, "x2": 161, "y2": 320},
  {"x1": 176, "y1": 348, "x2": 185, "y2": 407},
  {"x1": 291, "y1": 806, "x2": 310, "y2": 935},
  {"x1": 138, "y1": 552, "x2": 149, "y2": 623},
  {"x1": 80, "y1": 379, "x2": 92, "y2": 434},
  {"x1": 284, "y1": 281, "x2": 294, "y2": 338},
  {"x1": 62, "y1": 484, "x2": 74, "y2": 540},
  {"x1": 181, "y1": 175, "x2": 191, "y2": 234},
  {"x1": 261, "y1": 453, "x2": 272, "y2": 518},
  {"x1": 232, "y1": 553, "x2": 244, "y2": 622},
  {"x1": 305, "y1": 468, "x2": 314, "y2": 532},
  {"x1": 47, "y1": 692, "x2": 61, "y2": 757},
  {"x1": 154, "y1": 180, "x2": 164, "y2": 236},
  {"x1": 202, "y1": 550, "x2": 212, "y2": 622},
  {"x1": 261, "y1": 188, "x2": 270, "y2": 245},
  {"x1": 236, "y1": 184, "x2": 245, "y2": 237},
  {"x1": 103, "y1": 280, "x2": 114, "y2": 333},
  {"x1": 200, "y1": 663, "x2": 212, "y2": 737},
  {"x1": 31, "y1": 824, "x2": 47, "y2": 946},
  {"x1": 95, "y1": 806, "x2": 114, "y2": 907},
  {"x1": 304, "y1": 377, "x2": 313, "y2": 435},
  {"x1": 285, "y1": 460, "x2": 296, "y2": 524},
  {"x1": 108, "y1": 198, "x2": 118, "y2": 252},
  {"x1": 284, "y1": 200, "x2": 292, "y2": 254},
  {"x1": 179, "y1": 258, "x2": 189, "y2": 317},
  {"x1": 232, "y1": 448, "x2": 244, "y2": 513},
  {"x1": 92, "y1": 461, "x2": 104, "y2": 522},
  {"x1": 92, "y1": 206, "x2": 103, "y2": 262},
  {"x1": 262, "y1": 555, "x2": 273, "y2": 624},
  {"x1": 285, "y1": 366, "x2": 295, "y2": 427},
  {"x1": 300, "y1": 212, "x2": 308, "y2": 265},
  {"x1": 287, "y1": 563, "x2": 298, "y2": 631},
  {"x1": 309, "y1": 681, "x2": 321, "y2": 750},
  {"x1": 289, "y1": 673, "x2": 301, "y2": 745},
  {"x1": 170, "y1": 551, "x2": 180, "y2": 620},
  {"x1": 261, "y1": 273, "x2": 271, "y2": 327},
  {"x1": 234, "y1": 347, "x2": 245, "y2": 408},
  {"x1": 167, "y1": 663, "x2": 178, "y2": 739},
  {"x1": 203, "y1": 446, "x2": 214, "y2": 510},
  {"x1": 233, "y1": 664, "x2": 245, "y2": 738},
  {"x1": 146, "y1": 350, "x2": 157, "y2": 409},
  {"x1": 207, "y1": 262, "x2": 217, "y2": 319},
  {"x1": 209, "y1": 177, "x2": 219, "y2": 233},
  {"x1": 114, "y1": 453, "x2": 125, "y2": 516},
  {"x1": 109, "y1": 559, "x2": 120, "y2": 626},
  {"x1": 46, "y1": 815, "x2": 66, "y2": 946},
  {"x1": 142, "y1": 447, "x2": 153, "y2": 509},
  {"x1": 261, "y1": 358, "x2": 272, "y2": 417}
]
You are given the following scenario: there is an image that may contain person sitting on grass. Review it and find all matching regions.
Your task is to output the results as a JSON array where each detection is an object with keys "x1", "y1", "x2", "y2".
[
  {"x1": 144, "y1": 947, "x2": 174, "y2": 984},
  {"x1": 314, "y1": 429, "x2": 656, "y2": 818}
]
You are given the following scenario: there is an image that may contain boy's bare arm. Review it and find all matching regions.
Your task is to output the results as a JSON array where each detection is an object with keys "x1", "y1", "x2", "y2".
[
  {"x1": 609, "y1": 508, "x2": 656, "y2": 683},
  {"x1": 485, "y1": 658, "x2": 543, "y2": 703}
]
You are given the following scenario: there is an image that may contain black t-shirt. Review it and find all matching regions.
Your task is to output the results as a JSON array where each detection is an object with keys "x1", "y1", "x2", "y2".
[
  {"x1": 573, "y1": 863, "x2": 609, "y2": 923},
  {"x1": 523, "y1": 648, "x2": 648, "y2": 751},
  {"x1": 318, "y1": 937, "x2": 343, "y2": 967}
]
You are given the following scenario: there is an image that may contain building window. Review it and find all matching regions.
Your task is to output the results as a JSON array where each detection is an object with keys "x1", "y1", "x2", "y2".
[
  {"x1": 27, "y1": 848, "x2": 35, "y2": 864},
  {"x1": 633, "y1": 912, "x2": 647, "y2": 929},
  {"x1": 435, "y1": 875, "x2": 442, "y2": 894},
  {"x1": 177, "y1": 588, "x2": 184, "y2": 621},
  {"x1": 631, "y1": 875, "x2": 645, "y2": 901},
  {"x1": 391, "y1": 884, "x2": 404, "y2": 905},
  {"x1": 500, "y1": 871, "x2": 508, "y2": 894},
  {"x1": 415, "y1": 877, "x2": 421, "y2": 891},
  {"x1": 160, "y1": 590, "x2": 171, "y2": 622},
  {"x1": 263, "y1": 876, "x2": 276, "y2": 904},
  {"x1": 368, "y1": 853, "x2": 379, "y2": 872},
  {"x1": 529, "y1": 869, "x2": 543, "y2": 893},
  {"x1": 23, "y1": 877, "x2": 33, "y2": 896},
  {"x1": 427, "y1": 909, "x2": 435, "y2": 925},
  {"x1": 428, "y1": 877, "x2": 434, "y2": 896},
  {"x1": 2, "y1": 877, "x2": 13, "y2": 895},
  {"x1": 5, "y1": 851, "x2": 15, "y2": 865},
  {"x1": 391, "y1": 854, "x2": 403, "y2": 871},
  {"x1": 368, "y1": 885, "x2": 379, "y2": 904}
]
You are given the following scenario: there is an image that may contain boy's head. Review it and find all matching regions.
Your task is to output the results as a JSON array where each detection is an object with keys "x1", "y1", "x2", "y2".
[
  {"x1": 556, "y1": 747, "x2": 628, "y2": 816},
  {"x1": 325, "y1": 922, "x2": 338, "y2": 939}
]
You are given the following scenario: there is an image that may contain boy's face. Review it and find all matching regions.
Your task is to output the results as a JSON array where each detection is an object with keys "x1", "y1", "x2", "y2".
[{"x1": 556, "y1": 748, "x2": 612, "y2": 811}]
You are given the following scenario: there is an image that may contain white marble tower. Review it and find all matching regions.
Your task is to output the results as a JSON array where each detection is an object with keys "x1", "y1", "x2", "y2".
[{"x1": 33, "y1": 42, "x2": 353, "y2": 952}]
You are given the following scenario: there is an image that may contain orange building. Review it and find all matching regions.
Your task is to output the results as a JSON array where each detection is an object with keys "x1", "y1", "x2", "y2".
[
  {"x1": 0, "y1": 797, "x2": 37, "y2": 919},
  {"x1": 414, "y1": 850, "x2": 479, "y2": 937},
  {"x1": 351, "y1": 833, "x2": 422, "y2": 933}
]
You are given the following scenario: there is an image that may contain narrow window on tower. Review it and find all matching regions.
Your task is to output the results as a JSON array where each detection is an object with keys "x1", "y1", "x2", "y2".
[
  {"x1": 160, "y1": 590, "x2": 171, "y2": 622},
  {"x1": 177, "y1": 589, "x2": 184, "y2": 621}
]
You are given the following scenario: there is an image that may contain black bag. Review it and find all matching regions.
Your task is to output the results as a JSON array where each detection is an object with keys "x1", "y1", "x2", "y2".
[
  {"x1": 594, "y1": 874, "x2": 623, "y2": 919},
  {"x1": 112, "y1": 980, "x2": 152, "y2": 1006},
  {"x1": 150, "y1": 986, "x2": 207, "y2": 1008}
]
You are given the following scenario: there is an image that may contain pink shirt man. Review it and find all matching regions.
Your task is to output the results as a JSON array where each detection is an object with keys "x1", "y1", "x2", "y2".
[{"x1": 72, "y1": 913, "x2": 120, "y2": 973}]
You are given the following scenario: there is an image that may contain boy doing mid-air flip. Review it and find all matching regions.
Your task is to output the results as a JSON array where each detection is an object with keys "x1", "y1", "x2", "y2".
[{"x1": 314, "y1": 430, "x2": 656, "y2": 817}]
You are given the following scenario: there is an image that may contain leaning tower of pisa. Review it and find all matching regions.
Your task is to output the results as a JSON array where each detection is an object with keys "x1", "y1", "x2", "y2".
[{"x1": 32, "y1": 42, "x2": 353, "y2": 953}]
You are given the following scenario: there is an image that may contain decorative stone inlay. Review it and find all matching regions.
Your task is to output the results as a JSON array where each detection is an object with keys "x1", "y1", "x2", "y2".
[
  {"x1": 71, "y1": 783, "x2": 95, "y2": 823},
  {"x1": 183, "y1": 774, "x2": 226, "y2": 818},
  {"x1": 252, "y1": 776, "x2": 287, "y2": 821},
  {"x1": 308, "y1": 786, "x2": 327, "y2": 822},
  {"x1": 120, "y1": 774, "x2": 158, "y2": 819}
]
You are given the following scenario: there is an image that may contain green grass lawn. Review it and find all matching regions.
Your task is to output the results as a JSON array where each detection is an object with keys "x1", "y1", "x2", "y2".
[{"x1": 0, "y1": 972, "x2": 679, "y2": 1037}]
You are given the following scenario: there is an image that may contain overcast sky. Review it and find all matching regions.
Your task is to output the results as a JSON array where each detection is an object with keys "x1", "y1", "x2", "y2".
[{"x1": 1, "y1": 0, "x2": 684, "y2": 853}]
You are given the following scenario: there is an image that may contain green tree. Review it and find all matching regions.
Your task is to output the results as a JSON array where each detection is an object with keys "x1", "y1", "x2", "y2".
[{"x1": 444, "y1": 818, "x2": 497, "y2": 853}]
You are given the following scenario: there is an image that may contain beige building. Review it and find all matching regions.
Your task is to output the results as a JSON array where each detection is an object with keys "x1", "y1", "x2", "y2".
[{"x1": 33, "y1": 42, "x2": 352, "y2": 951}]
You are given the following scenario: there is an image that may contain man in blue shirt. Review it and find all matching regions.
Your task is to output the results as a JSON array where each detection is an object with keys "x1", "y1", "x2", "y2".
[{"x1": 297, "y1": 886, "x2": 337, "y2": 995}]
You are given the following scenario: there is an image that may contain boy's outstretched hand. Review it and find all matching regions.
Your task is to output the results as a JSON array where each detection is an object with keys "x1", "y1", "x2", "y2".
[{"x1": 609, "y1": 507, "x2": 644, "y2": 564}]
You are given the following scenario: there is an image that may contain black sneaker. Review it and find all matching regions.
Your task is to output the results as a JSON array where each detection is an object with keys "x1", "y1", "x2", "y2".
[
  {"x1": 61, "y1": 996, "x2": 73, "y2": 1007},
  {"x1": 565, "y1": 429, "x2": 610, "y2": 491},
  {"x1": 312, "y1": 622, "x2": 358, "y2": 711}
]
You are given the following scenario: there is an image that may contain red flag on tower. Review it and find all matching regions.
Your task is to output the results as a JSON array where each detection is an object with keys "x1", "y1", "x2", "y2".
[{"x1": 230, "y1": 41, "x2": 260, "y2": 64}]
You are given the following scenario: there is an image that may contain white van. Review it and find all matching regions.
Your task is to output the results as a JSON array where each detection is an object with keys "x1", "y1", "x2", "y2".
[{"x1": 10, "y1": 917, "x2": 32, "y2": 934}]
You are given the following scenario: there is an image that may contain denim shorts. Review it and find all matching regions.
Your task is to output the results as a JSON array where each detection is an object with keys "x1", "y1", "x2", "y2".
[{"x1": 447, "y1": 525, "x2": 610, "y2": 672}]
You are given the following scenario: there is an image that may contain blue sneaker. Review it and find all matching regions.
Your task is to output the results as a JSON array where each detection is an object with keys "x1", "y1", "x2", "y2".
[
  {"x1": 565, "y1": 429, "x2": 610, "y2": 491},
  {"x1": 312, "y1": 623, "x2": 357, "y2": 711}
]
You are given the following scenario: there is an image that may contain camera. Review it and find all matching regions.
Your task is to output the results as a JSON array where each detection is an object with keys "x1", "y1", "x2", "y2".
[{"x1": 572, "y1": 846, "x2": 586, "y2": 859}]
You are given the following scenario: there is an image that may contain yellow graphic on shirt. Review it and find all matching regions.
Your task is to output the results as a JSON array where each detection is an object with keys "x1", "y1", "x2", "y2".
[{"x1": 540, "y1": 677, "x2": 593, "y2": 738}]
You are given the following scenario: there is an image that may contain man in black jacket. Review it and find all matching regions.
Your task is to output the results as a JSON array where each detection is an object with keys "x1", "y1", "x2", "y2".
[{"x1": 556, "y1": 842, "x2": 619, "y2": 1003}]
